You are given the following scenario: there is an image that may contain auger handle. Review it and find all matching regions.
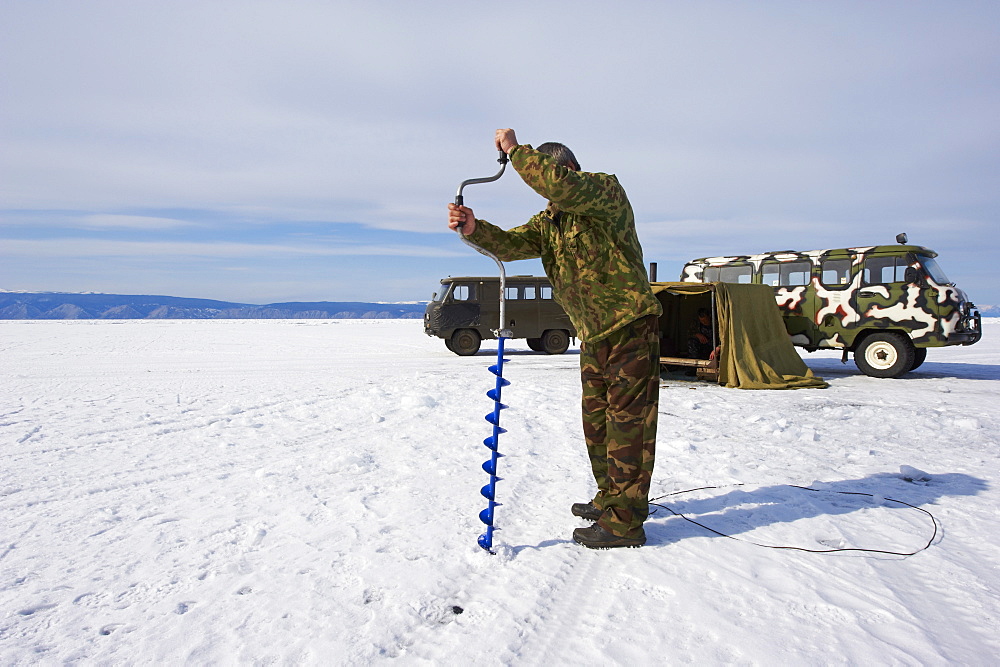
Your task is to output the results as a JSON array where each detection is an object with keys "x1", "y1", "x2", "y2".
[{"x1": 454, "y1": 150, "x2": 509, "y2": 223}]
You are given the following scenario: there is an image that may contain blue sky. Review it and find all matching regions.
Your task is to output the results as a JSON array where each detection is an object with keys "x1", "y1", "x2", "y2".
[{"x1": 2, "y1": 1, "x2": 998, "y2": 305}]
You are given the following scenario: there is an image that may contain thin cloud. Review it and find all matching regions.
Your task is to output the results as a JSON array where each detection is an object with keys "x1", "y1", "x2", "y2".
[
  {"x1": 0, "y1": 238, "x2": 466, "y2": 259},
  {"x1": 82, "y1": 214, "x2": 196, "y2": 229}
]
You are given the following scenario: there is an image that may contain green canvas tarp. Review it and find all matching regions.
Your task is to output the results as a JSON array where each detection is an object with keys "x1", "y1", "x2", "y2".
[{"x1": 652, "y1": 281, "x2": 828, "y2": 390}]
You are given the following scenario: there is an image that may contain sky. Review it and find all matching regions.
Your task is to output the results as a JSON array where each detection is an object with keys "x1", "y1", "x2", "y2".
[{"x1": 2, "y1": 1, "x2": 999, "y2": 305}]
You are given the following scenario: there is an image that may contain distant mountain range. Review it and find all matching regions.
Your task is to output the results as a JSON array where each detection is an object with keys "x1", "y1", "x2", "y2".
[
  {"x1": 1, "y1": 290, "x2": 995, "y2": 321},
  {"x1": 0, "y1": 291, "x2": 427, "y2": 320}
]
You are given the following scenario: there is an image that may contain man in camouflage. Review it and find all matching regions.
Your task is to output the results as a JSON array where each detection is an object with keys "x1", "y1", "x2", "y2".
[{"x1": 447, "y1": 128, "x2": 662, "y2": 548}]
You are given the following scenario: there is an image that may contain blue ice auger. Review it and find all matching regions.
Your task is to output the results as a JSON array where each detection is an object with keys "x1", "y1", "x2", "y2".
[{"x1": 454, "y1": 150, "x2": 509, "y2": 554}]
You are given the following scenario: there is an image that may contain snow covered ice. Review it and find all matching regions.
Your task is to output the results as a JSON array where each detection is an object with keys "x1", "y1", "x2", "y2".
[{"x1": 2, "y1": 318, "x2": 999, "y2": 664}]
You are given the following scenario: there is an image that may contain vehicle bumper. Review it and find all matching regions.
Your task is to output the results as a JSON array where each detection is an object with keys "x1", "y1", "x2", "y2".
[{"x1": 950, "y1": 308, "x2": 982, "y2": 346}]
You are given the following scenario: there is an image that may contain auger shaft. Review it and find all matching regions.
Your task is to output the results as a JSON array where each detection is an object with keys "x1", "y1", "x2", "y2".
[{"x1": 478, "y1": 336, "x2": 510, "y2": 552}]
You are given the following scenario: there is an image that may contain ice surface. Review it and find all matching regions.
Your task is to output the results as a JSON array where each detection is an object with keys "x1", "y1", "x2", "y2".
[{"x1": 1, "y1": 319, "x2": 999, "y2": 664}]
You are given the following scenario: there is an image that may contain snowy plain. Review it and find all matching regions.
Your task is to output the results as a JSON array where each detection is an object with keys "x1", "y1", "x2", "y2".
[{"x1": 1, "y1": 318, "x2": 998, "y2": 665}]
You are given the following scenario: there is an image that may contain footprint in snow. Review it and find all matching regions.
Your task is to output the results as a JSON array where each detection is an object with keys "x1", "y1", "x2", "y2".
[
  {"x1": 18, "y1": 602, "x2": 57, "y2": 616},
  {"x1": 246, "y1": 525, "x2": 267, "y2": 548}
]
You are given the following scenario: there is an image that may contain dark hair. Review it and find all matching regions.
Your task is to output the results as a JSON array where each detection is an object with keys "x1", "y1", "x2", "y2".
[
  {"x1": 697, "y1": 307, "x2": 710, "y2": 317},
  {"x1": 537, "y1": 142, "x2": 580, "y2": 171}
]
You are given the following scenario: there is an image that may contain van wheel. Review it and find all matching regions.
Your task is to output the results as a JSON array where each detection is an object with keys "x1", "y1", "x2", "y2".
[
  {"x1": 541, "y1": 329, "x2": 570, "y2": 355},
  {"x1": 450, "y1": 329, "x2": 481, "y2": 356},
  {"x1": 854, "y1": 332, "x2": 915, "y2": 378},
  {"x1": 526, "y1": 337, "x2": 544, "y2": 352},
  {"x1": 910, "y1": 347, "x2": 927, "y2": 371}
]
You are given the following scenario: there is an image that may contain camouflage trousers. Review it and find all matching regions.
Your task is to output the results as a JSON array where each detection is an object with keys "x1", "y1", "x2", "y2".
[{"x1": 580, "y1": 314, "x2": 659, "y2": 539}]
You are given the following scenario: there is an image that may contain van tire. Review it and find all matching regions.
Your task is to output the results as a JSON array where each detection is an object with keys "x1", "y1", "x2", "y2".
[
  {"x1": 910, "y1": 347, "x2": 927, "y2": 371},
  {"x1": 526, "y1": 337, "x2": 544, "y2": 352},
  {"x1": 450, "y1": 329, "x2": 482, "y2": 356},
  {"x1": 542, "y1": 329, "x2": 570, "y2": 355},
  {"x1": 854, "y1": 332, "x2": 915, "y2": 378}
]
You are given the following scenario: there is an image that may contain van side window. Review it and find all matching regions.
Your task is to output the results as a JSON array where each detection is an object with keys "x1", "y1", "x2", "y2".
[
  {"x1": 762, "y1": 263, "x2": 777, "y2": 286},
  {"x1": 505, "y1": 286, "x2": 520, "y2": 300},
  {"x1": 451, "y1": 284, "x2": 473, "y2": 301},
  {"x1": 703, "y1": 266, "x2": 721, "y2": 282},
  {"x1": 761, "y1": 260, "x2": 811, "y2": 287},
  {"x1": 524, "y1": 285, "x2": 536, "y2": 300},
  {"x1": 540, "y1": 286, "x2": 553, "y2": 299},
  {"x1": 719, "y1": 265, "x2": 752, "y2": 283},
  {"x1": 821, "y1": 258, "x2": 852, "y2": 286},
  {"x1": 864, "y1": 257, "x2": 907, "y2": 285}
]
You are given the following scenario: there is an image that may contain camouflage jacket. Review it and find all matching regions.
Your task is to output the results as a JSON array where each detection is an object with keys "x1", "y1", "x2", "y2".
[{"x1": 467, "y1": 145, "x2": 661, "y2": 343}]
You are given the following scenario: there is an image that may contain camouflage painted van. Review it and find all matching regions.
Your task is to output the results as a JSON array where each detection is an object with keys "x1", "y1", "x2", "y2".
[
  {"x1": 680, "y1": 234, "x2": 982, "y2": 378},
  {"x1": 424, "y1": 275, "x2": 576, "y2": 356}
]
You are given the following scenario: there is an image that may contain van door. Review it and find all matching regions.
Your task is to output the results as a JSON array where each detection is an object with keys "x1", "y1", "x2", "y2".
[
  {"x1": 812, "y1": 254, "x2": 859, "y2": 348},
  {"x1": 855, "y1": 254, "x2": 916, "y2": 334},
  {"x1": 518, "y1": 282, "x2": 541, "y2": 338},
  {"x1": 444, "y1": 281, "x2": 481, "y2": 332},
  {"x1": 761, "y1": 258, "x2": 818, "y2": 347},
  {"x1": 477, "y1": 280, "x2": 500, "y2": 335}
]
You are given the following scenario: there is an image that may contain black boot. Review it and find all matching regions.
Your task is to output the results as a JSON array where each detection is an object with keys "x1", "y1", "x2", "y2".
[
  {"x1": 573, "y1": 524, "x2": 646, "y2": 549},
  {"x1": 571, "y1": 502, "x2": 602, "y2": 522}
]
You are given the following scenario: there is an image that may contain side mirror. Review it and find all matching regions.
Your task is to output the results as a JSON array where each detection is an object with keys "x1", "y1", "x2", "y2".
[
  {"x1": 896, "y1": 232, "x2": 908, "y2": 244},
  {"x1": 904, "y1": 267, "x2": 919, "y2": 284}
]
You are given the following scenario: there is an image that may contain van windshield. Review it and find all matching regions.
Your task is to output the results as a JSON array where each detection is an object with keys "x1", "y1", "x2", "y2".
[
  {"x1": 430, "y1": 283, "x2": 448, "y2": 302},
  {"x1": 918, "y1": 255, "x2": 952, "y2": 285}
]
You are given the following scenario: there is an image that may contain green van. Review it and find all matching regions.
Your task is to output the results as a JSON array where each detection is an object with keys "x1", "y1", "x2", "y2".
[
  {"x1": 680, "y1": 234, "x2": 982, "y2": 378},
  {"x1": 424, "y1": 275, "x2": 577, "y2": 356}
]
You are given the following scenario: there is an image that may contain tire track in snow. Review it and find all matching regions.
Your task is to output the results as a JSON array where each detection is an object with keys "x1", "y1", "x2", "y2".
[{"x1": 497, "y1": 547, "x2": 608, "y2": 664}]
